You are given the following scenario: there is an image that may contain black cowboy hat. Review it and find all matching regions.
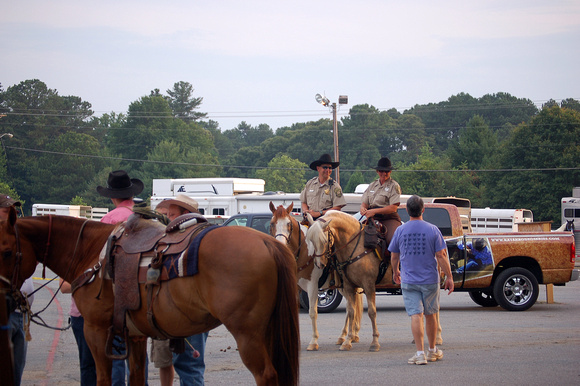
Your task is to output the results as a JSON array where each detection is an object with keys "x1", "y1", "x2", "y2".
[
  {"x1": 309, "y1": 154, "x2": 340, "y2": 170},
  {"x1": 373, "y1": 157, "x2": 394, "y2": 172},
  {"x1": 96, "y1": 170, "x2": 144, "y2": 199}
]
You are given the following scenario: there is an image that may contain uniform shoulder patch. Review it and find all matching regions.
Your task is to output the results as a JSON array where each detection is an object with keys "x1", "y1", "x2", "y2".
[
  {"x1": 334, "y1": 187, "x2": 343, "y2": 197},
  {"x1": 395, "y1": 184, "x2": 402, "y2": 194}
]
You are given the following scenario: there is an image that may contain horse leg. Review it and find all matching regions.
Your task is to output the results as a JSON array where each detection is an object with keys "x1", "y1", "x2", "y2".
[
  {"x1": 365, "y1": 287, "x2": 380, "y2": 352},
  {"x1": 336, "y1": 306, "x2": 349, "y2": 345},
  {"x1": 83, "y1": 323, "x2": 113, "y2": 385},
  {"x1": 306, "y1": 285, "x2": 320, "y2": 351},
  {"x1": 234, "y1": 332, "x2": 278, "y2": 385},
  {"x1": 352, "y1": 291, "x2": 363, "y2": 343},
  {"x1": 127, "y1": 337, "x2": 148, "y2": 385},
  {"x1": 338, "y1": 286, "x2": 358, "y2": 351}
]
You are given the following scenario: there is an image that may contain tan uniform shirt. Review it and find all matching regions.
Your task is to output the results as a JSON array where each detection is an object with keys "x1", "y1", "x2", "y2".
[
  {"x1": 300, "y1": 177, "x2": 347, "y2": 213},
  {"x1": 362, "y1": 178, "x2": 401, "y2": 208}
]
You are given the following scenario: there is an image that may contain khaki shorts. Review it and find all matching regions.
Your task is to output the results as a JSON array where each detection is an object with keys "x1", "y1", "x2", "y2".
[{"x1": 150, "y1": 339, "x2": 173, "y2": 368}]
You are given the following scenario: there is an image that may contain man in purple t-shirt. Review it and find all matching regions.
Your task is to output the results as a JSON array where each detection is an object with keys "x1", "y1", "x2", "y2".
[{"x1": 389, "y1": 195, "x2": 454, "y2": 365}]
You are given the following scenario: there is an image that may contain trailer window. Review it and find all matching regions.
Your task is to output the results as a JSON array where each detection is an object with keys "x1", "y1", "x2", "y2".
[{"x1": 564, "y1": 208, "x2": 580, "y2": 218}]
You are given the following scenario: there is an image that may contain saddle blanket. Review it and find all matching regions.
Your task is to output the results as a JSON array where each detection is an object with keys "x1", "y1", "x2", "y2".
[{"x1": 139, "y1": 225, "x2": 218, "y2": 281}]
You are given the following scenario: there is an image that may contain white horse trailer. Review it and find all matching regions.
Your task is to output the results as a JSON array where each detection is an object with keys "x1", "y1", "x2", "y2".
[
  {"x1": 561, "y1": 187, "x2": 580, "y2": 262},
  {"x1": 471, "y1": 208, "x2": 534, "y2": 233},
  {"x1": 151, "y1": 177, "x2": 364, "y2": 216}
]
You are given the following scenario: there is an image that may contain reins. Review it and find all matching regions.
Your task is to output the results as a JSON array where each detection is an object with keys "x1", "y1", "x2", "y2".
[{"x1": 10, "y1": 216, "x2": 92, "y2": 332}]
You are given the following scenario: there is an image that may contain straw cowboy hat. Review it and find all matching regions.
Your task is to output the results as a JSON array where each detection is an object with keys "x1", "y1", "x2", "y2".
[
  {"x1": 156, "y1": 194, "x2": 199, "y2": 214},
  {"x1": 96, "y1": 170, "x2": 144, "y2": 198},
  {"x1": 309, "y1": 153, "x2": 340, "y2": 170},
  {"x1": 373, "y1": 157, "x2": 394, "y2": 172}
]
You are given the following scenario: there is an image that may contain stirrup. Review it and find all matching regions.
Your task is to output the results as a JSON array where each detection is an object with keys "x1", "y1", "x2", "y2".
[{"x1": 105, "y1": 326, "x2": 130, "y2": 360}]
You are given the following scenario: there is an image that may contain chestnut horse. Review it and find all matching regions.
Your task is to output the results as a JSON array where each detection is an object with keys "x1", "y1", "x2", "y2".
[
  {"x1": 0, "y1": 207, "x2": 300, "y2": 386},
  {"x1": 269, "y1": 202, "x2": 362, "y2": 351},
  {"x1": 305, "y1": 210, "x2": 383, "y2": 352}
]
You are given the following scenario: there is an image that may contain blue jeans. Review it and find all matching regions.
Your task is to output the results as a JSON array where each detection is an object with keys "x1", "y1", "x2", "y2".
[
  {"x1": 173, "y1": 333, "x2": 209, "y2": 386},
  {"x1": 111, "y1": 336, "x2": 149, "y2": 386},
  {"x1": 71, "y1": 315, "x2": 97, "y2": 386},
  {"x1": 10, "y1": 311, "x2": 28, "y2": 386}
]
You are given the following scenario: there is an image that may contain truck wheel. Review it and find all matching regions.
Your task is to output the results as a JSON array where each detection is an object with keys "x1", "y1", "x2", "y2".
[
  {"x1": 469, "y1": 290, "x2": 498, "y2": 307},
  {"x1": 493, "y1": 267, "x2": 539, "y2": 311},
  {"x1": 299, "y1": 289, "x2": 343, "y2": 313}
]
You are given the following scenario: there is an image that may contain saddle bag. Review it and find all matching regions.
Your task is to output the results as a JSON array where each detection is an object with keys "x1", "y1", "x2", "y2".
[{"x1": 364, "y1": 219, "x2": 380, "y2": 249}]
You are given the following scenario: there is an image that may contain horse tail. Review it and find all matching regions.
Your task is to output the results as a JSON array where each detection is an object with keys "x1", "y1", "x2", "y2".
[{"x1": 264, "y1": 239, "x2": 300, "y2": 386}]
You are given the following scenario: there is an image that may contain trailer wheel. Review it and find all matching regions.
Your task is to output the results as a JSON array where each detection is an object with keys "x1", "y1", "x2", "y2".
[
  {"x1": 493, "y1": 267, "x2": 539, "y2": 311},
  {"x1": 468, "y1": 290, "x2": 498, "y2": 307}
]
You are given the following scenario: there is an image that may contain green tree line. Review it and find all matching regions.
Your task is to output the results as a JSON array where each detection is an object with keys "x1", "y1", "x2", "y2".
[{"x1": 1, "y1": 79, "x2": 579, "y2": 224}]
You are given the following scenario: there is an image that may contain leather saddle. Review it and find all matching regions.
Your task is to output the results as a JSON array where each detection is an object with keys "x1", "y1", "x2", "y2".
[{"x1": 105, "y1": 212, "x2": 208, "y2": 359}]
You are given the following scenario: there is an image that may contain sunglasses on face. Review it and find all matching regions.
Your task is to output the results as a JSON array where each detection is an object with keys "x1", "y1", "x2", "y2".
[{"x1": 321, "y1": 166, "x2": 332, "y2": 170}]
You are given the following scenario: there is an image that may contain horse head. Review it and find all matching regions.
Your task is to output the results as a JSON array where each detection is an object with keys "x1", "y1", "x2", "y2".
[
  {"x1": 269, "y1": 201, "x2": 295, "y2": 244},
  {"x1": 0, "y1": 206, "x2": 37, "y2": 293},
  {"x1": 566, "y1": 219, "x2": 575, "y2": 232},
  {"x1": 305, "y1": 217, "x2": 333, "y2": 269}
]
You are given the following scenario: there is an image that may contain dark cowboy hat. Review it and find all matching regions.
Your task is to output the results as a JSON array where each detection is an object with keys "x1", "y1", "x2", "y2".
[
  {"x1": 309, "y1": 154, "x2": 340, "y2": 170},
  {"x1": 96, "y1": 170, "x2": 144, "y2": 199},
  {"x1": 373, "y1": 157, "x2": 394, "y2": 172},
  {"x1": 0, "y1": 194, "x2": 21, "y2": 208}
]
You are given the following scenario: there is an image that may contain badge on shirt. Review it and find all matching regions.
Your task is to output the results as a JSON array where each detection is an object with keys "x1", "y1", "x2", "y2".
[
  {"x1": 334, "y1": 188, "x2": 342, "y2": 197},
  {"x1": 324, "y1": 189, "x2": 330, "y2": 195}
]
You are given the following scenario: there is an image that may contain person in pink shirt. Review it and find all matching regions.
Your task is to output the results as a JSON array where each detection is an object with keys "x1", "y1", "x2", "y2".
[
  {"x1": 97, "y1": 170, "x2": 147, "y2": 385},
  {"x1": 97, "y1": 170, "x2": 144, "y2": 225}
]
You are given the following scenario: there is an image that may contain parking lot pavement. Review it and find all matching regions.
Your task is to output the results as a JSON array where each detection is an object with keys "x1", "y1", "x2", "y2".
[{"x1": 19, "y1": 266, "x2": 580, "y2": 385}]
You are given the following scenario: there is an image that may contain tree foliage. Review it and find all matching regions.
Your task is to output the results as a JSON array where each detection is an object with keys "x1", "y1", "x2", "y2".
[
  {"x1": 255, "y1": 154, "x2": 307, "y2": 193},
  {"x1": 1, "y1": 79, "x2": 578, "y2": 223}
]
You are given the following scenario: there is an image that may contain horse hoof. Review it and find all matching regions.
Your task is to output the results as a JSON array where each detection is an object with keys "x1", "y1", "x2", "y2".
[
  {"x1": 436, "y1": 338, "x2": 443, "y2": 345},
  {"x1": 336, "y1": 338, "x2": 345, "y2": 345},
  {"x1": 339, "y1": 343, "x2": 352, "y2": 351},
  {"x1": 352, "y1": 336, "x2": 360, "y2": 343},
  {"x1": 369, "y1": 344, "x2": 380, "y2": 352},
  {"x1": 307, "y1": 344, "x2": 319, "y2": 351}
]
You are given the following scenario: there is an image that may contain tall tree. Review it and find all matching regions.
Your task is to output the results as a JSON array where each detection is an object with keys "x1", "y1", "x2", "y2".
[
  {"x1": 448, "y1": 115, "x2": 498, "y2": 170},
  {"x1": 255, "y1": 154, "x2": 307, "y2": 193},
  {"x1": 166, "y1": 81, "x2": 207, "y2": 121},
  {"x1": 27, "y1": 132, "x2": 106, "y2": 211},
  {"x1": 489, "y1": 106, "x2": 580, "y2": 222}
]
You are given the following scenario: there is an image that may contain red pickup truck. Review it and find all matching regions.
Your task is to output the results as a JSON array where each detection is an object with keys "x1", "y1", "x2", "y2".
[{"x1": 373, "y1": 203, "x2": 579, "y2": 311}]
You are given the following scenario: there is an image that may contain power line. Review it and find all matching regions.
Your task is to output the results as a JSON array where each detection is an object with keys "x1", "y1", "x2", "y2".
[{"x1": 6, "y1": 146, "x2": 580, "y2": 173}]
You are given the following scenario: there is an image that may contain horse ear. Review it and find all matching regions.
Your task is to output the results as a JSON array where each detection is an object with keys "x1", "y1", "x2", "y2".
[
  {"x1": 8, "y1": 206, "x2": 17, "y2": 226},
  {"x1": 286, "y1": 202, "x2": 293, "y2": 214},
  {"x1": 321, "y1": 218, "x2": 332, "y2": 230},
  {"x1": 269, "y1": 201, "x2": 275, "y2": 214},
  {"x1": 306, "y1": 213, "x2": 314, "y2": 225}
]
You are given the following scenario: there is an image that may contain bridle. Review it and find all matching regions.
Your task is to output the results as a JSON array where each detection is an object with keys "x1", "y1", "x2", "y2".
[
  {"x1": 312, "y1": 219, "x2": 375, "y2": 277},
  {"x1": 3, "y1": 215, "x2": 91, "y2": 331},
  {"x1": 272, "y1": 215, "x2": 315, "y2": 271}
]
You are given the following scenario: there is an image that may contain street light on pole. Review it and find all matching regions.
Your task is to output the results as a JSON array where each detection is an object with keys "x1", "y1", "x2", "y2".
[{"x1": 315, "y1": 94, "x2": 348, "y2": 186}]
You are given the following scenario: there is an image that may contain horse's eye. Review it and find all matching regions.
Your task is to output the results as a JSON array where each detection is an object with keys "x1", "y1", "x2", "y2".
[{"x1": 3, "y1": 250, "x2": 12, "y2": 260}]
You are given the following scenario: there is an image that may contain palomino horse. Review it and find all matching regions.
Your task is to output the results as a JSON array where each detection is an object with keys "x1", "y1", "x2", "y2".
[
  {"x1": 268, "y1": 202, "x2": 362, "y2": 351},
  {"x1": 305, "y1": 210, "x2": 383, "y2": 352},
  {"x1": 0, "y1": 207, "x2": 300, "y2": 386}
]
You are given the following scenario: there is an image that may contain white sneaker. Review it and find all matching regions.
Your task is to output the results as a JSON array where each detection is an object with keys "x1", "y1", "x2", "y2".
[
  {"x1": 426, "y1": 348, "x2": 443, "y2": 362},
  {"x1": 408, "y1": 353, "x2": 427, "y2": 365}
]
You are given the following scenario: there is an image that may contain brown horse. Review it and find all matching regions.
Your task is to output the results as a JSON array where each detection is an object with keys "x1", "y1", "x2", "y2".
[
  {"x1": 0, "y1": 207, "x2": 300, "y2": 386},
  {"x1": 305, "y1": 210, "x2": 383, "y2": 352},
  {"x1": 269, "y1": 202, "x2": 362, "y2": 351}
]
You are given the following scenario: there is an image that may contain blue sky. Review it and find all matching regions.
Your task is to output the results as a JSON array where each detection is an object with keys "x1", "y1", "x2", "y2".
[{"x1": 2, "y1": 0, "x2": 579, "y2": 131}]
